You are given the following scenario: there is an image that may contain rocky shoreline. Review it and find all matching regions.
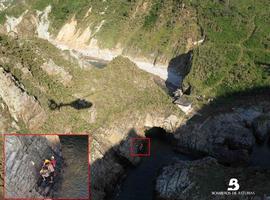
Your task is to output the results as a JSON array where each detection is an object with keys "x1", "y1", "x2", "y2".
[
  {"x1": 0, "y1": 3, "x2": 269, "y2": 199},
  {"x1": 155, "y1": 157, "x2": 270, "y2": 200},
  {"x1": 102, "y1": 98, "x2": 270, "y2": 200}
]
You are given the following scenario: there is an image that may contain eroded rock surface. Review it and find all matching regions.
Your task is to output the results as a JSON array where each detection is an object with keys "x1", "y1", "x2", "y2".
[
  {"x1": 5, "y1": 135, "x2": 61, "y2": 198},
  {"x1": 252, "y1": 114, "x2": 270, "y2": 143},
  {"x1": 0, "y1": 68, "x2": 46, "y2": 129},
  {"x1": 155, "y1": 157, "x2": 270, "y2": 200},
  {"x1": 174, "y1": 106, "x2": 270, "y2": 164},
  {"x1": 40, "y1": 59, "x2": 72, "y2": 86}
]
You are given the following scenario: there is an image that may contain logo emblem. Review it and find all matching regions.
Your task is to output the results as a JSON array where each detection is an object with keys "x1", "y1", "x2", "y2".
[{"x1": 227, "y1": 178, "x2": 240, "y2": 191}]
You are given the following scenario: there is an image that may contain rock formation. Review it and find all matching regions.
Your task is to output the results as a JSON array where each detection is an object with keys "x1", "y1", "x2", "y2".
[
  {"x1": 155, "y1": 157, "x2": 270, "y2": 200},
  {"x1": 252, "y1": 114, "x2": 270, "y2": 143},
  {"x1": 0, "y1": 67, "x2": 46, "y2": 130},
  {"x1": 40, "y1": 59, "x2": 72, "y2": 86},
  {"x1": 174, "y1": 105, "x2": 270, "y2": 164},
  {"x1": 5, "y1": 135, "x2": 61, "y2": 198}
]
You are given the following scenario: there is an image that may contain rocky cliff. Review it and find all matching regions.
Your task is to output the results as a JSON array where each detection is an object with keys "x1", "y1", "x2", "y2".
[
  {"x1": 174, "y1": 102, "x2": 270, "y2": 165},
  {"x1": 0, "y1": 1, "x2": 200, "y2": 66},
  {"x1": 90, "y1": 112, "x2": 182, "y2": 200},
  {"x1": 4, "y1": 135, "x2": 61, "y2": 198},
  {"x1": 155, "y1": 157, "x2": 270, "y2": 200},
  {"x1": 1, "y1": 0, "x2": 269, "y2": 98},
  {"x1": 0, "y1": 67, "x2": 46, "y2": 130},
  {"x1": 0, "y1": 1, "x2": 269, "y2": 200}
]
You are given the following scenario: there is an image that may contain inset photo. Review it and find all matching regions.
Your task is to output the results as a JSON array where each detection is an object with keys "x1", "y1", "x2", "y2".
[{"x1": 3, "y1": 134, "x2": 90, "y2": 199}]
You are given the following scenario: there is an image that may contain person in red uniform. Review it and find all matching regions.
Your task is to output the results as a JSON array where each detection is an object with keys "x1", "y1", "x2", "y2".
[{"x1": 50, "y1": 156, "x2": 56, "y2": 168}]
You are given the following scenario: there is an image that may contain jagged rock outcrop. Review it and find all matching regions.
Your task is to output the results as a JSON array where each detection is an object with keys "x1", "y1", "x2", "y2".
[
  {"x1": 91, "y1": 137, "x2": 126, "y2": 200},
  {"x1": 90, "y1": 111, "x2": 183, "y2": 199},
  {"x1": 0, "y1": 101, "x2": 12, "y2": 133},
  {"x1": 155, "y1": 157, "x2": 270, "y2": 200},
  {"x1": 144, "y1": 114, "x2": 182, "y2": 133},
  {"x1": 5, "y1": 135, "x2": 61, "y2": 198},
  {"x1": 0, "y1": 68, "x2": 46, "y2": 129},
  {"x1": 174, "y1": 106, "x2": 270, "y2": 164},
  {"x1": 91, "y1": 128, "x2": 145, "y2": 200},
  {"x1": 40, "y1": 59, "x2": 72, "y2": 86}
]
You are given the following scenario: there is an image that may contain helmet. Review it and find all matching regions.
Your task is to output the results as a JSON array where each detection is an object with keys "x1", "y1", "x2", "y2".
[
  {"x1": 44, "y1": 159, "x2": 50, "y2": 164},
  {"x1": 51, "y1": 156, "x2": 55, "y2": 159}
]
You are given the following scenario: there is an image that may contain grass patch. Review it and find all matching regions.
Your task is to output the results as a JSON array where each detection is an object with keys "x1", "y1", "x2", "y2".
[
  {"x1": 0, "y1": 35, "x2": 180, "y2": 133},
  {"x1": 183, "y1": 0, "x2": 270, "y2": 98}
]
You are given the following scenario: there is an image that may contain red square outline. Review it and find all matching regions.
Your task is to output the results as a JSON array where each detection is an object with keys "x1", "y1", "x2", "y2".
[
  {"x1": 2, "y1": 133, "x2": 91, "y2": 200},
  {"x1": 130, "y1": 137, "x2": 151, "y2": 157}
]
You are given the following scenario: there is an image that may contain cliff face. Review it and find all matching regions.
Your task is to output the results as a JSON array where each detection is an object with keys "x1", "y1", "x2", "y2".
[
  {"x1": 4, "y1": 135, "x2": 61, "y2": 198},
  {"x1": 0, "y1": 68, "x2": 46, "y2": 130},
  {"x1": 174, "y1": 103, "x2": 270, "y2": 164},
  {"x1": 0, "y1": 1, "x2": 200, "y2": 66},
  {"x1": 1, "y1": 0, "x2": 269, "y2": 98},
  {"x1": 155, "y1": 157, "x2": 270, "y2": 200}
]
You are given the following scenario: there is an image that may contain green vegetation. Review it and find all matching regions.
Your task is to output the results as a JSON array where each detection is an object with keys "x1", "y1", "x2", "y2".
[
  {"x1": 0, "y1": 0, "x2": 269, "y2": 112},
  {"x1": 184, "y1": 0, "x2": 270, "y2": 98},
  {"x1": 0, "y1": 35, "x2": 69, "y2": 106},
  {"x1": 0, "y1": 1, "x2": 269, "y2": 195},
  {"x1": 143, "y1": 0, "x2": 163, "y2": 29},
  {"x1": 0, "y1": 0, "x2": 200, "y2": 63},
  {"x1": 0, "y1": 35, "x2": 179, "y2": 133}
]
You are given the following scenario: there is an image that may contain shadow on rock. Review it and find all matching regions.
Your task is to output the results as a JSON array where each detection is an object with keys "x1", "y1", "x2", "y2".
[
  {"x1": 90, "y1": 86, "x2": 270, "y2": 200},
  {"x1": 174, "y1": 86, "x2": 270, "y2": 166},
  {"x1": 91, "y1": 129, "x2": 146, "y2": 200}
]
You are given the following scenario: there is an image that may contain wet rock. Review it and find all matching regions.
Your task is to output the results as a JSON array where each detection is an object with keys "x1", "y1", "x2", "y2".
[
  {"x1": 252, "y1": 114, "x2": 270, "y2": 143},
  {"x1": 155, "y1": 157, "x2": 270, "y2": 200},
  {"x1": 155, "y1": 157, "x2": 216, "y2": 200},
  {"x1": 236, "y1": 107, "x2": 262, "y2": 126},
  {"x1": 0, "y1": 68, "x2": 46, "y2": 129},
  {"x1": 211, "y1": 146, "x2": 250, "y2": 164}
]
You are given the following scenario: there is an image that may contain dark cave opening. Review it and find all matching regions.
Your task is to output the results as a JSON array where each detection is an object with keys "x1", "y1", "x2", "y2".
[{"x1": 144, "y1": 126, "x2": 174, "y2": 143}]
